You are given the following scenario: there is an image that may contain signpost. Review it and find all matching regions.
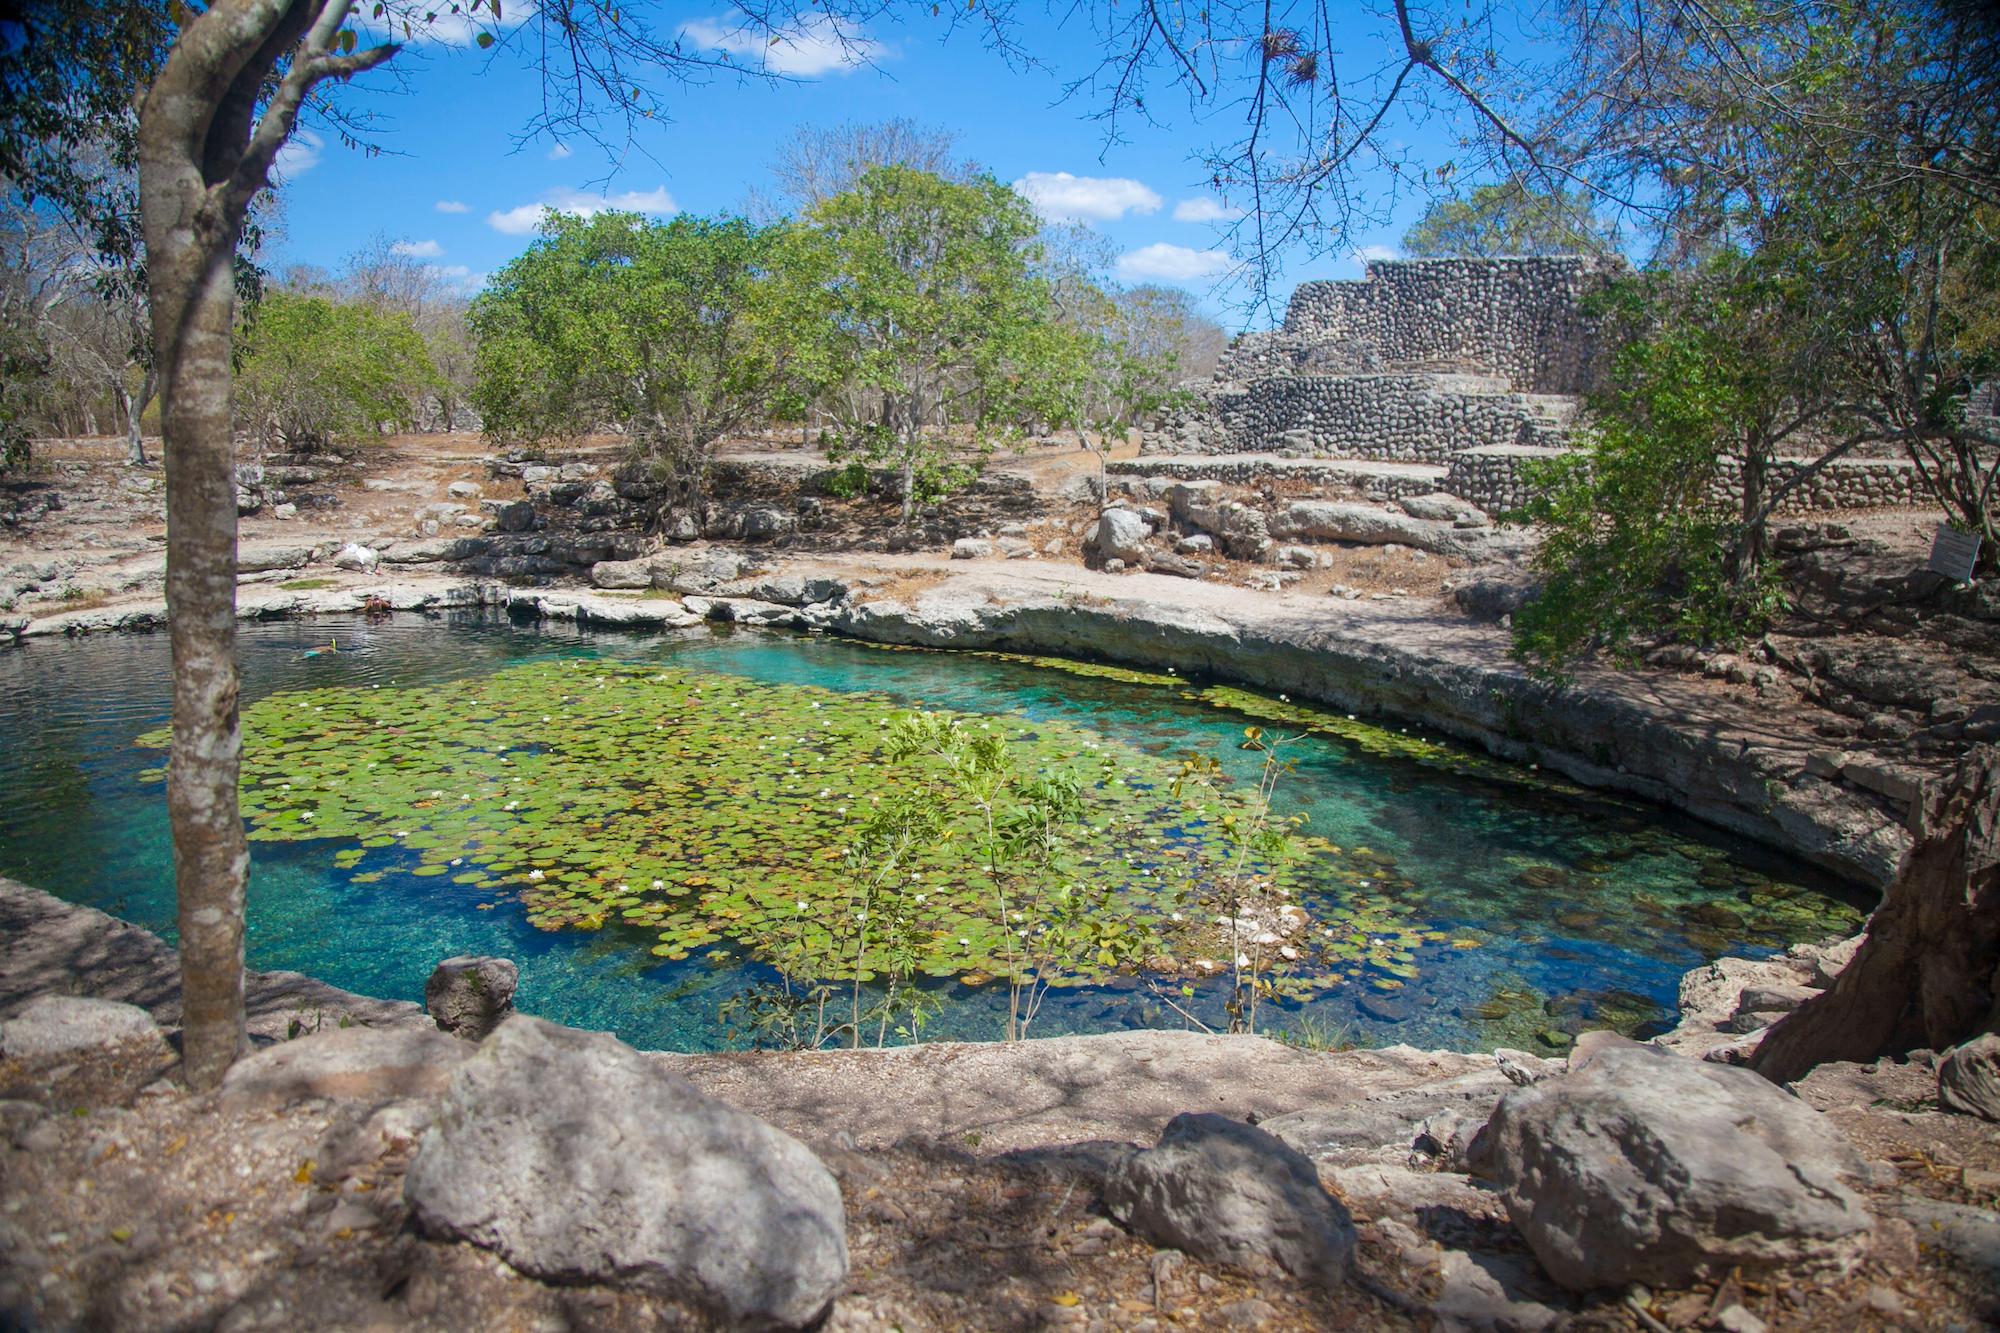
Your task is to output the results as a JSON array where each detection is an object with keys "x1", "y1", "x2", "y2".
[{"x1": 1928, "y1": 524, "x2": 1983, "y2": 582}]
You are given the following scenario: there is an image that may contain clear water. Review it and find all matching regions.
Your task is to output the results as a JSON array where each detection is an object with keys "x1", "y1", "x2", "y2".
[{"x1": 0, "y1": 612, "x2": 1867, "y2": 1052}]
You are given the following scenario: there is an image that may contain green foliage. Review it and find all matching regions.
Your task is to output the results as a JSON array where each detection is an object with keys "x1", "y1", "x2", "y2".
[
  {"x1": 1401, "y1": 181, "x2": 1619, "y2": 259},
  {"x1": 1512, "y1": 273, "x2": 1796, "y2": 670},
  {"x1": 789, "y1": 166, "x2": 1063, "y2": 519},
  {"x1": 235, "y1": 290, "x2": 439, "y2": 452},
  {"x1": 471, "y1": 212, "x2": 806, "y2": 502}
]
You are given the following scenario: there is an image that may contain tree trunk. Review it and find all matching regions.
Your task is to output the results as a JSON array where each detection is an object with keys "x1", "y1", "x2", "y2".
[
  {"x1": 123, "y1": 368, "x2": 155, "y2": 466},
  {"x1": 1728, "y1": 432, "x2": 1769, "y2": 583},
  {"x1": 146, "y1": 213, "x2": 252, "y2": 1090},
  {"x1": 1751, "y1": 745, "x2": 2000, "y2": 1084},
  {"x1": 137, "y1": 0, "x2": 395, "y2": 1089}
]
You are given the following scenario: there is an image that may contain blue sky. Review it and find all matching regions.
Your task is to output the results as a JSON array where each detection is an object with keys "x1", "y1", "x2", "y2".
[{"x1": 273, "y1": 4, "x2": 1466, "y2": 330}]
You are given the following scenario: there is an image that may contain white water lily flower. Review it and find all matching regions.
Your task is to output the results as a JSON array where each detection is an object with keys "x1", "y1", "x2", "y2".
[
  {"x1": 528, "y1": 869, "x2": 545, "y2": 881},
  {"x1": 450, "y1": 858, "x2": 462, "y2": 866},
  {"x1": 300, "y1": 812, "x2": 313, "y2": 821},
  {"x1": 914, "y1": 894, "x2": 926, "y2": 904},
  {"x1": 796, "y1": 901, "x2": 809, "y2": 913},
  {"x1": 653, "y1": 879, "x2": 665, "y2": 890},
  {"x1": 1170, "y1": 912, "x2": 1184, "y2": 922},
  {"x1": 430, "y1": 790, "x2": 443, "y2": 798}
]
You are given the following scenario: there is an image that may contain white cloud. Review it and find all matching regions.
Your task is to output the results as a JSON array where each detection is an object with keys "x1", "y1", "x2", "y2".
[
  {"x1": 1013, "y1": 171, "x2": 1162, "y2": 223},
  {"x1": 547, "y1": 143, "x2": 572, "y2": 160},
  {"x1": 1172, "y1": 196, "x2": 1245, "y2": 224},
  {"x1": 679, "y1": 11, "x2": 883, "y2": 77},
  {"x1": 1114, "y1": 243, "x2": 1231, "y2": 284},
  {"x1": 1351, "y1": 244, "x2": 1398, "y2": 270},
  {"x1": 391, "y1": 239, "x2": 444, "y2": 259},
  {"x1": 487, "y1": 186, "x2": 679, "y2": 235},
  {"x1": 272, "y1": 129, "x2": 323, "y2": 181},
  {"x1": 425, "y1": 264, "x2": 488, "y2": 295},
  {"x1": 435, "y1": 200, "x2": 470, "y2": 214}
]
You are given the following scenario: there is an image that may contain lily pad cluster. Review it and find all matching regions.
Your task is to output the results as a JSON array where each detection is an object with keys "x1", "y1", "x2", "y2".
[{"x1": 140, "y1": 659, "x2": 1388, "y2": 987}]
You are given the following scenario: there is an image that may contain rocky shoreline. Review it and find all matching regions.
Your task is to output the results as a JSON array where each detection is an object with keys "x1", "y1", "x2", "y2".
[
  {"x1": 4, "y1": 876, "x2": 1998, "y2": 1331},
  {"x1": 3, "y1": 553, "x2": 1911, "y2": 889}
]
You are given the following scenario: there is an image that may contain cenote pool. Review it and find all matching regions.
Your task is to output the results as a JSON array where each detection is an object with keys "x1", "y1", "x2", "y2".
[{"x1": 0, "y1": 611, "x2": 1867, "y2": 1053}]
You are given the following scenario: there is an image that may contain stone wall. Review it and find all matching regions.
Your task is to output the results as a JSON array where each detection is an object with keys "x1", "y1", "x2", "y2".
[
  {"x1": 1443, "y1": 446, "x2": 1931, "y2": 517},
  {"x1": 1280, "y1": 257, "x2": 1619, "y2": 394},
  {"x1": 1108, "y1": 455, "x2": 1444, "y2": 501},
  {"x1": 1216, "y1": 373, "x2": 1573, "y2": 463},
  {"x1": 1440, "y1": 447, "x2": 1574, "y2": 514}
]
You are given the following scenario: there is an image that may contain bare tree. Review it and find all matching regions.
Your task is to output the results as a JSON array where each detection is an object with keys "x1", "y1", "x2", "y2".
[{"x1": 750, "y1": 117, "x2": 975, "y2": 221}]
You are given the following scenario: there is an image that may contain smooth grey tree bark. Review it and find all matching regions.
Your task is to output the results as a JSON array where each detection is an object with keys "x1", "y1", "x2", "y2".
[{"x1": 137, "y1": 0, "x2": 393, "y2": 1089}]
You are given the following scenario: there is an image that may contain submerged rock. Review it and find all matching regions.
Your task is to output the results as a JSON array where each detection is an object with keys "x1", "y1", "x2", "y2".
[
  {"x1": 1104, "y1": 1111, "x2": 1354, "y2": 1287},
  {"x1": 1469, "y1": 1044, "x2": 1872, "y2": 1291},
  {"x1": 424, "y1": 956, "x2": 518, "y2": 1041},
  {"x1": 405, "y1": 1015, "x2": 848, "y2": 1329}
]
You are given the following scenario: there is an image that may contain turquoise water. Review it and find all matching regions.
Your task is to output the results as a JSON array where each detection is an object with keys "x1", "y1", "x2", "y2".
[{"x1": 0, "y1": 613, "x2": 1866, "y2": 1052}]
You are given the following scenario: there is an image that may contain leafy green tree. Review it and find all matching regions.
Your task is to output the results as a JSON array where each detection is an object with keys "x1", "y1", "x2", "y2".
[
  {"x1": 235, "y1": 289, "x2": 438, "y2": 452},
  {"x1": 1401, "y1": 181, "x2": 1619, "y2": 258},
  {"x1": 1511, "y1": 268, "x2": 1824, "y2": 670},
  {"x1": 472, "y1": 211, "x2": 803, "y2": 514},
  {"x1": 793, "y1": 166, "x2": 1058, "y2": 522}
]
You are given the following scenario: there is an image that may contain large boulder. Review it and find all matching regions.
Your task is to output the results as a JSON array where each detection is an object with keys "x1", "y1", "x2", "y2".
[
  {"x1": 590, "y1": 557, "x2": 656, "y2": 589},
  {"x1": 0, "y1": 995, "x2": 166, "y2": 1060},
  {"x1": 1103, "y1": 1112, "x2": 1354, "y2": 1288},
  {"x1": 1938, "y1": 1033, "x2": 2000, "y2": 1121},
  {"x1": 1088, "y1": 508, "x2": 1152, "y2": 563},
  {"x1": 405, "y1": 1016, "x2": 847, "y2": 1329},
  {"x1": 218, "y1": 1027, "x2": 470, "y2": 1113},
  {"x1": 1272, "y1": 500, "x2": 1529, "y2": 560},
  {"x1": 1468, "y1": 1045, "x2": 1872, "y2": 1291},
  {"x1": 424, "y1": 956, "x2": 518, "y2": 1041}
]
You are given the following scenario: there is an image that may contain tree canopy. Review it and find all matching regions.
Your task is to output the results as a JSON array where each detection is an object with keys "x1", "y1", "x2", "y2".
[
  {"x1": 472, "y1": 210, "x2": 809, "y2": 516},
  {"x1": 1401, "y1": 182, "x2": 1619, "y2": 259},
  {"x1": 791, "y1": 165, "x2": 1065, "y2": 519},
  {"x1": 235, "y1": 287, "x2": 438, "y2": 452}
]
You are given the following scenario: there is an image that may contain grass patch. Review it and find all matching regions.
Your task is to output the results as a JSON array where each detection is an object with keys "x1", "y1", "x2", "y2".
[{"x1": 280, "y1": 578, "x2": 338, "y2": 591}]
